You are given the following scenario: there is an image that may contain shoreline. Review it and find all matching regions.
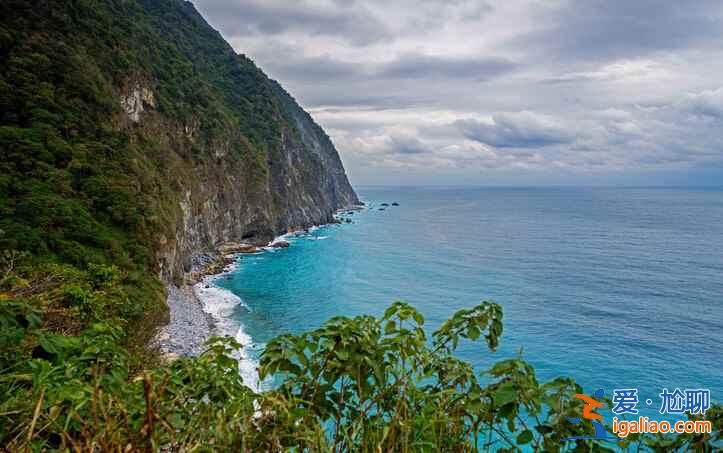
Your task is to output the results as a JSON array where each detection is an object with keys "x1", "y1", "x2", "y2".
[
  {"x1": 153, "y1": 247, "x2": 253, "y2": 361},
  {"x1": 153, "y1": 284, "x2": 215, "y2": 359},
  {"x1": 153, "y1": 210, "x2": 363, "y2": 364}
]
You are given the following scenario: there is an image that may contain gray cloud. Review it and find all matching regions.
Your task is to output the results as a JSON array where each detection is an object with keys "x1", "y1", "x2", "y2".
[
  {"x1": 682, "y1": 88, "x2": 723, "y2": 119},
  {"x1": 260, "y1": 49, "x2": 516, "y2": 84},
  {"x1": 191, "y1": 0, "x2": 723, "y2": 185},
  {"x1": 249, "y1": 45, "x2": 518, "y2": 109},
  {"x1": 262, "y1": 53, "x2": 363, "y2": 83},
  {"x1": 513, "y1": 0, "x2": 723, "y2": 62},
  {"x1": 389, "y1": 134, "x2": 432, "y2": 155},
  {"x1": 194, "y1": 0, "x2": 390, "y2": 45},
  {"x1": 456, "y1": 112, "x2": 574, "y2": 148},
  {"x1": 378, "y1": 53, "x2": 517, "y2": 80}
]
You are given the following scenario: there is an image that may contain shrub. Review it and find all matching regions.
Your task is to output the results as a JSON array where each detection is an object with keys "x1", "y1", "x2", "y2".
[{"x1": 0, "y1": 300, "x2": 719, "y2": 451}]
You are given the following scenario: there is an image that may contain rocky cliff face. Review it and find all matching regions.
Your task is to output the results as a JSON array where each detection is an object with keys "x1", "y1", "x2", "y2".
[
  {"x1": 0, "y1": 0, "x2": 358, "y2": 329},
  {"x1": 148, "y1": 95, "x2": 360, "y2": 283},
  {"x1": 108, "y1": 3, "x2": 360, "y2": 283}
]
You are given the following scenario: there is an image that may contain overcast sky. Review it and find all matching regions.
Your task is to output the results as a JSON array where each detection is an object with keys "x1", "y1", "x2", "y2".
[{"x1": 192, "y1": 0, "x2": 723, "y2": 186}]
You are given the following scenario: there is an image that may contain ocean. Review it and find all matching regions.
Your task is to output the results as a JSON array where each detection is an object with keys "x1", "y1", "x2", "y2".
[{"x1": 198, "y1": 186, "x2": 723, "y2": 413}]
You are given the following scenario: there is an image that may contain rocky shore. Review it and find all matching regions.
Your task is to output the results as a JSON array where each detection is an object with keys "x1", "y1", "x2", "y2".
[
  {"x1": 153, "y1": 211, "x2": 365, "y2": 361},
  {"x1": 153, "y1": 243, "x2": 259, "y2": 359},
  {"x1": 153, "y1": 284, "x2": 213, "y2": 359}
]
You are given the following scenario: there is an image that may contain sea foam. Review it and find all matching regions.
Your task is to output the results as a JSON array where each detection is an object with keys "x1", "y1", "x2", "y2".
[
  {"x1": 194, "y1": 226, "x2": 329, "y2": 391},
  {"x1": 194, "y1": 277, "x2": 260, "y2": 391}
]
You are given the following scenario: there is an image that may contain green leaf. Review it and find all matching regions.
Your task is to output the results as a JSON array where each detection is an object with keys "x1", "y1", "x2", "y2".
[
  {"x1": 413, "y1": 312, "x2": 424, "y2": 326},
  {"x1": 384, "y1": 320, "x2": 396, "y2": 333},
  {"x1": 534, "y1": 424, "x2": 554, "y2": 434},
  {"x1": 517, "y1": 429, "x2": 533, "y2": 445},
  {"x1": 494, "y1": 382, "x2": 517, "y2": 406}
]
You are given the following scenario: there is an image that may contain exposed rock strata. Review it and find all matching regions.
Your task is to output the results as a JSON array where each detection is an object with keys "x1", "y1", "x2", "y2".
[{"x1": 111, "y1": 2, "x2": 360, "y2": 354}]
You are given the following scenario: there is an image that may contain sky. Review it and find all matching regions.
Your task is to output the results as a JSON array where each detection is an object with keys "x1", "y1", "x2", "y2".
[{"x1": 191, "y1": 0, "x2": 723, "y2": 186}]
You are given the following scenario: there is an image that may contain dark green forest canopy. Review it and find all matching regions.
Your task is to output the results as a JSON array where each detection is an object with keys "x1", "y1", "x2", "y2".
[
  {"x1": 0, "y1": 0, "x2": 307, "y2": 337},
  {"x1": 0, "y1": 0, "x2": 291, "y2": 264}
]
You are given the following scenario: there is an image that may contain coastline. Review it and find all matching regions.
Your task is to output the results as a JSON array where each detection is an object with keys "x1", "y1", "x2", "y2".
[
  {"x1": 153, "y1": 245, "x2": 263, "y2": 388},
  {"x1": 152, "y1": 211, "x2": 363, "y2": 386},
  {"x1": 153, "y1": 284, "x2": 215, "y2": 359},
  {"x1": 153, "y1": 243, "x2": 254, "y2": 354}
]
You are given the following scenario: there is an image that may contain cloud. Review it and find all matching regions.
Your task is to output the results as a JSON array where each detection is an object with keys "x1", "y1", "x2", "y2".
[
  {"x1": 378, "y1": 53, "x2": 517, "y2": 80},
  {"x1": 249, "y1": 45, "x2": 518, "y2": 109},
  {"x1": 261, "y1": 52, "x2": 363, "y2": 83},
  {"x1": 318, "y1": 85, "x2": 723, "y2": 179},
  {"x1": 682, "y1": 87, "x2": 723, "y2": 119},
  {"x1": 258, "y1": 47, "x2": 516, "y2": 84},
  {"x1": 455, "y1": 112, "x2": 574, "y2": 148},
  {"x1": 388, "y1": 134, "x2": 432, "y2": 154},
  {"x1": 543, "y1": 59, "x2": 672, "y2": 84},
  {"x1": 190, "y1": 0, "x2": 723, "y2": 184},
  {"x1": 194, "y1": 0, "x2": 390, "y2": 45},
  {"x1": 513, "y1": 0, "x2": 723, "y2": 62}
]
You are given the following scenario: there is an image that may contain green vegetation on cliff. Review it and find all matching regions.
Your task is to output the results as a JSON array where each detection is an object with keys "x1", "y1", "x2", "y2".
[{"x1": 0, "y1": 0, "x2": 356, "y2": 350}]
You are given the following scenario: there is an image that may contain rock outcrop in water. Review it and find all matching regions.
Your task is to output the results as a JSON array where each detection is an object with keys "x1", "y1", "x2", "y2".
[{"x1": 270, "y1": 239, "x2": 290, "y2": 248}]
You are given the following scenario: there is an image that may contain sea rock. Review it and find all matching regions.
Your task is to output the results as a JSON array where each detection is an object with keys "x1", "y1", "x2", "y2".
[
  {"x1": 381, "y1": 203, "x2": 389, "y2": 206},
  {"x1": 217, "y1": 242, "x2": 241, "y2": 253},
  {"x1": 392, "y1": 202, "x2": 399, "y2": 206},
  {"x1": 217, "y1": 242, "x2": 260, "y2": 254},
  {"x1": 270, "y1": 239, "x2": 290, "y2": 248}
]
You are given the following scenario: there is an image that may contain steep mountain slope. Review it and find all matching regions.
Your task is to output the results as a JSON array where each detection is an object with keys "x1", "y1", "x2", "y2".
[{"x1": 0, "y1": 0, "x2": 358, "y2": 336}]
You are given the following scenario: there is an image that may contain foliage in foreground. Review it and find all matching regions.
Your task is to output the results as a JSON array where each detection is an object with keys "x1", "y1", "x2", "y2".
[
  {"x1": 0, "y1": 0, "x2": 307, "y2": 352},
  {"x1": 1, "y1": 276, "x2": 721, "y2": 451}
]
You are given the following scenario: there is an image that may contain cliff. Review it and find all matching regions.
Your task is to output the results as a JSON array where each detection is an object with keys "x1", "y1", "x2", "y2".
[
  {"x1": 119, "y1": 2, "x2": 360, "y2": 282},
  {"x1": 1, "y1": 0, "x2": 357, "y2": 277},
  {"x1": 0, "y1": 0, "x2": 358, "y2": 339}
]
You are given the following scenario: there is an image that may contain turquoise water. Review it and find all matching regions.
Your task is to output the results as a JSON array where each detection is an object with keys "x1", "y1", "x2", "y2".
[{"x1": 214, "y1": 187, "x2": 723, "y2": 413}]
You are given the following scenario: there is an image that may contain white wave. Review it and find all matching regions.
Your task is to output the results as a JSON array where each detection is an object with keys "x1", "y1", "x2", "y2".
[
  {"x1": 234, "y1": 325, "x2": 260, "y2": 391},
  {"x1": 194, "y1": 280, "x2": 248, "y2": 314},
  {"x1": 269, "y1": 232, "x2": 294, "y2": 244},
  {"x1": 194, "y1": 279, "x2": 261, "y2": 391}
]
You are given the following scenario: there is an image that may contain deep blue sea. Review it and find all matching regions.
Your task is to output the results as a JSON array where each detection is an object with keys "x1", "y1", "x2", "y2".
[{"x1": 208, "y1": 187, "x2": 723, "y2": 415}]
